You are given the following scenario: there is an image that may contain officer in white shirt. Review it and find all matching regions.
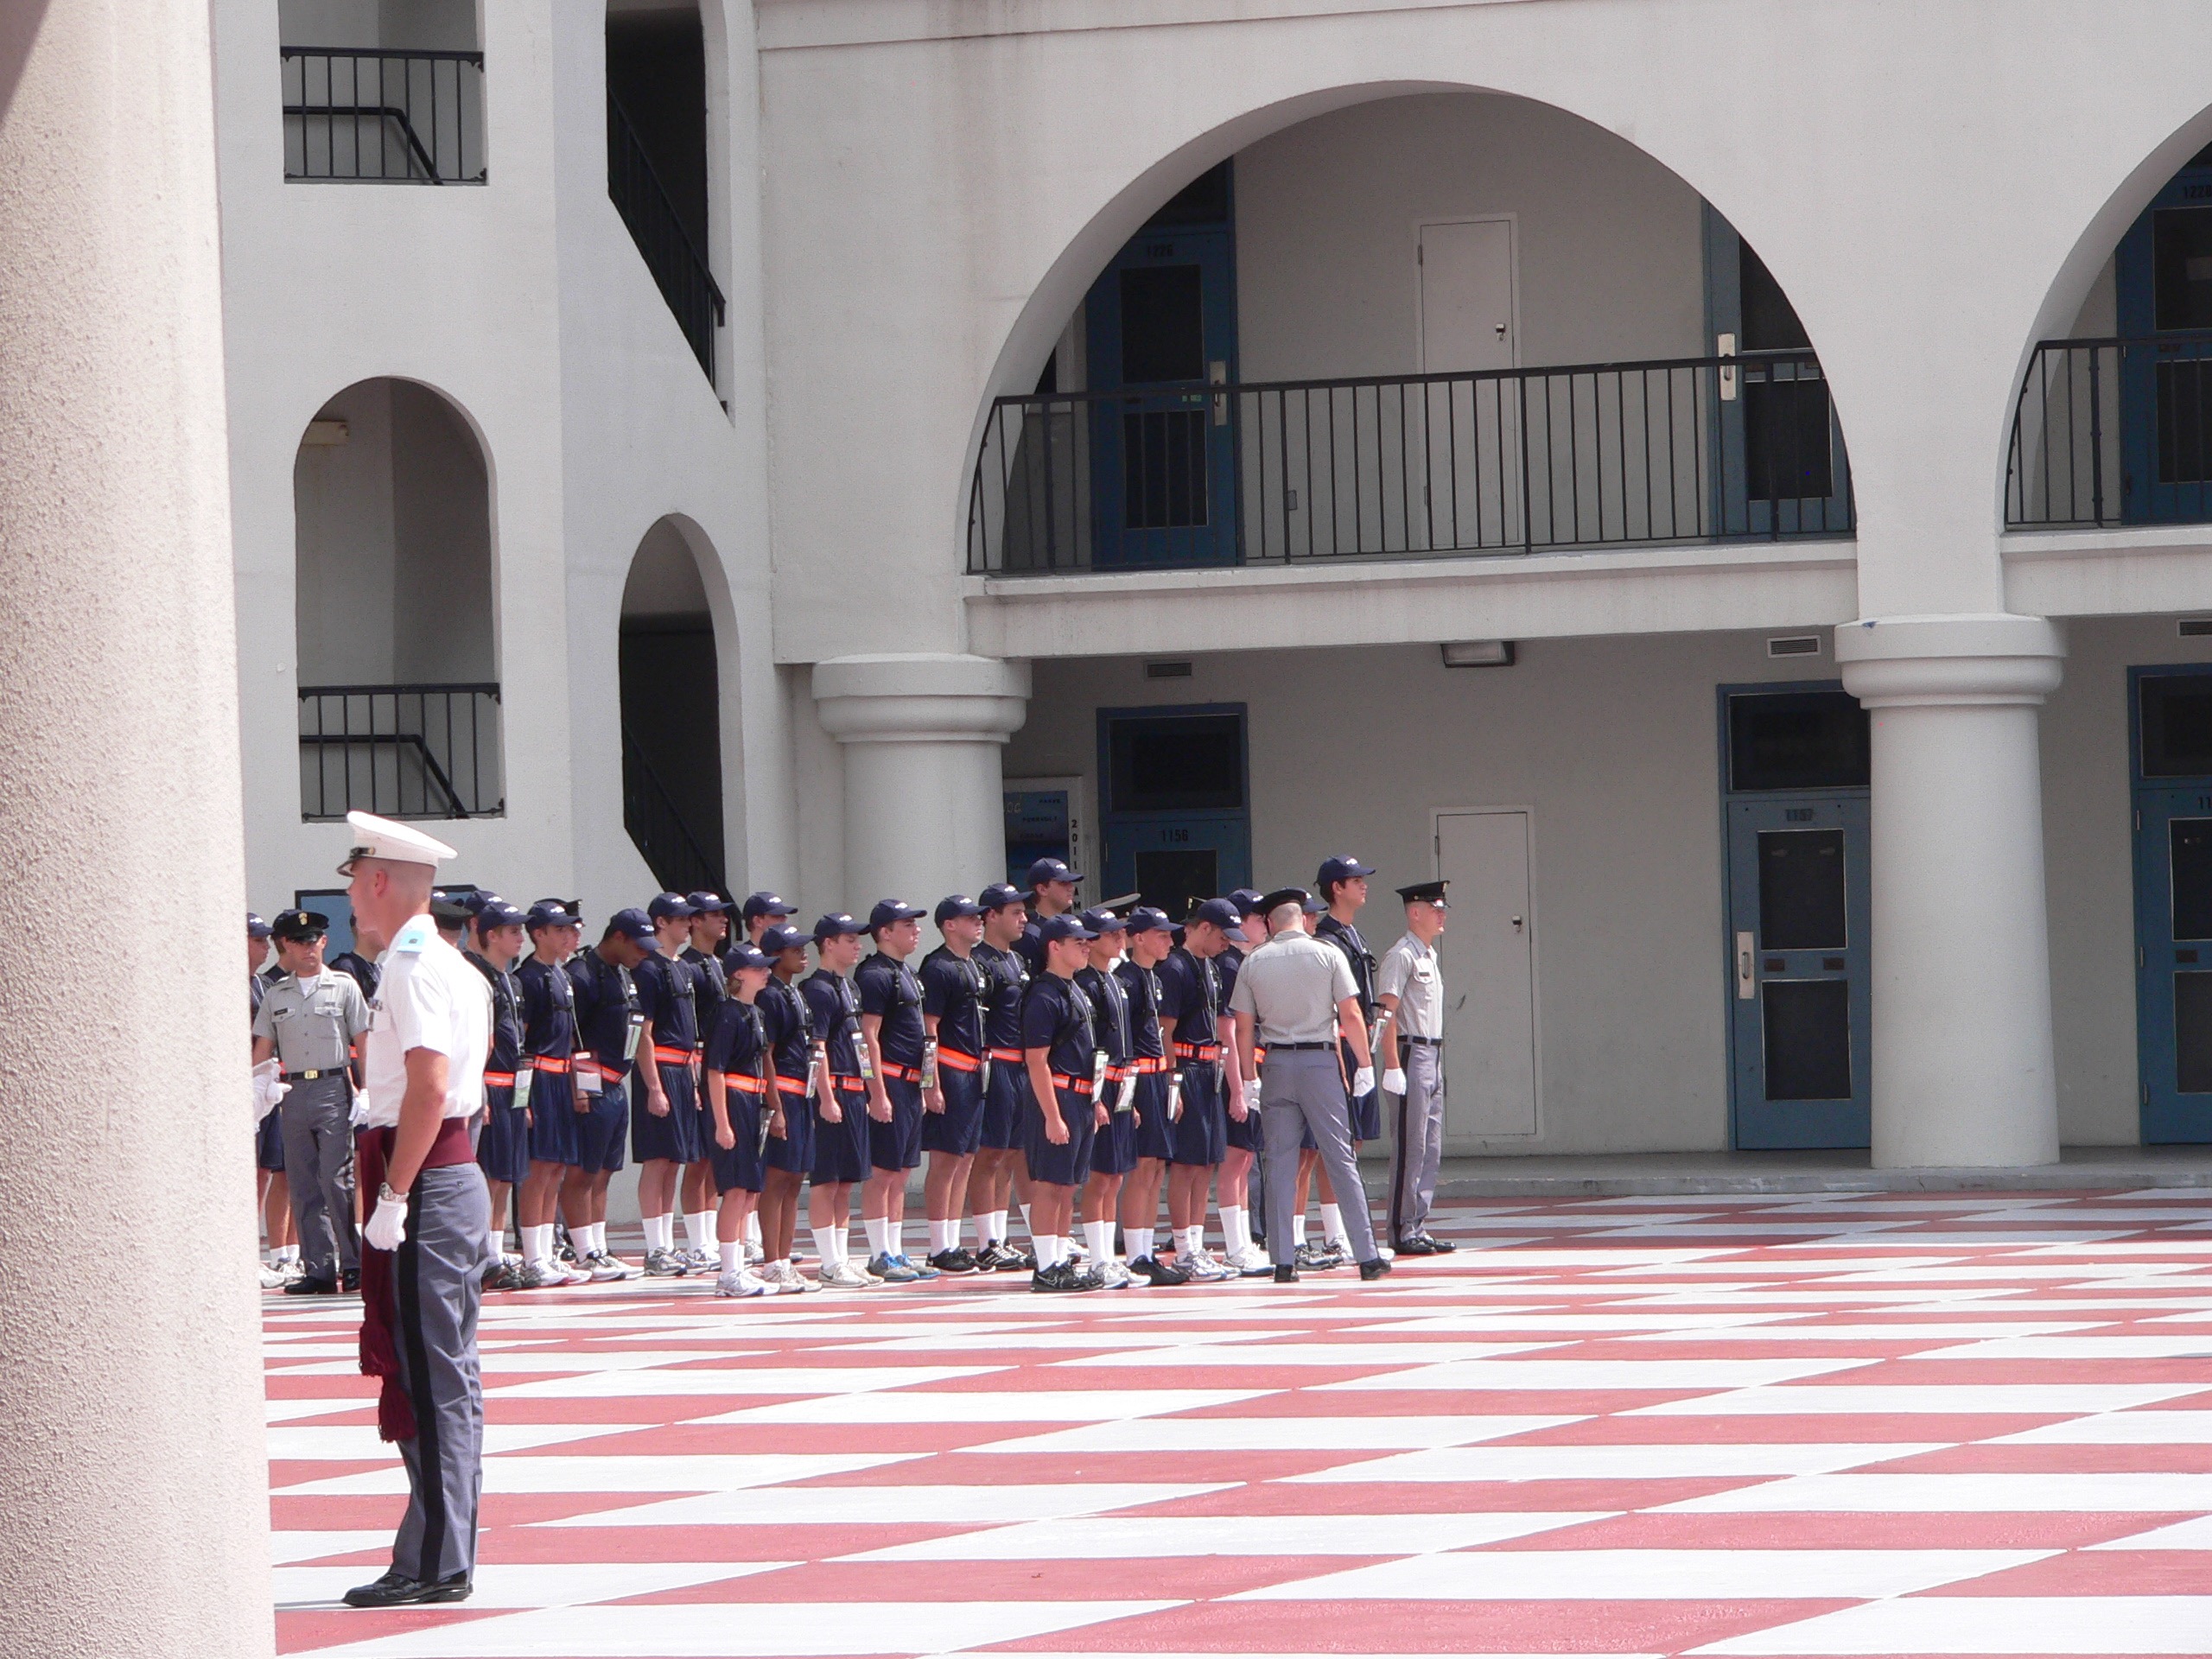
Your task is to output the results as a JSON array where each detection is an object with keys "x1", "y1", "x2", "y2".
[
  {"x1": 1377, "y1": 880, "x2": 1456, "y2": 1254},
  {"x1": 336, "y1": 810, "x2": 493, "y2": 1610}
]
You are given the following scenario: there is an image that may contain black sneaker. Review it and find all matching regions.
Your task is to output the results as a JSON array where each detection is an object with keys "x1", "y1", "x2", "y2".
[
  {"x1": 1358, "y1": 1256, "x2": 1394, "y2": 1281},
  {"x1": 1030, "y1": 1261, "x2": 1095, "y2": 1293},
  {"x1": 927, "y1": 1248, "x2": 980, "y2": 1275},
  {"x1": 994, "y1": 1244, "x2": 1037, "y2": 1272},
  {"x1": 1273, "y1": 1264, "x2": 1300, "y2": 1284},
  {"x1": 342, "y1": 1570, "x2": 473, "y2": 1608},
  {"x1": 1130, "y1": 1255, "x2": 1193, "y2": 1287}
]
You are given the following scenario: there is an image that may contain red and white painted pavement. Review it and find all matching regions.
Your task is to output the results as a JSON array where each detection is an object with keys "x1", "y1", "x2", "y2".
[{"x1": 265, "y1": 1191, "x2": 2212, "y2": 1657}]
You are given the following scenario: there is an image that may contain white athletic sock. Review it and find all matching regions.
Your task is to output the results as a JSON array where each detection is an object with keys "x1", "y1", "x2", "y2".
[
  {"x1": 745, "y1": 1212, "x2": 762, "y2": 1248},
  {"x1": 810, "y1": 1226, "x2": 841, "y2": 1269},
  {"x1": 1179, "y1": 1224, "x2": 1205, "y2": 1260},
  {"x1": 1083, "y1": 1219, "x2": 1114, "y2": 1264},
  {"x1": 1293, "y1": 1214, "x2": 1309, "y2": 1247},
  {"x1": 720, "y1": 1239, "x2": 741, "y2": 1274},
  {"x1": 277, "y1": 1244, "x2": 300, "y2": 1263},
  {"x1": 581, "y1": 1222, "x2": 601, "y2": 1256},
  {"x1": 525, "y1": 1224, "x2": 553, "y2": 1267},
  {"x1": 1320, "y1": 1203, "x2": 1345, "y2": 1247},
  {"x1": 645, "y1": 1212, "x2": 672, "y2": 1253},
  {"x1": 685, "y1": 1211, "x2": 713, "y2": 1255},
  {"x1": 1123, "y1": 1224, "x2": 1152, "y2": 1262},
  {"x1": 928, "y1": 1218, "x2": 953, "y2": 1255},
  {"x1": 865, "y1": 1217, "x2": 893, "y2": 1258},
  {"x1": 983, "y1": 1209, "x2": 1007, "y2": 1245},
  {"x1": 1040, "y1": 1234, "x2": 1065, "y2": 1268},
  {"x1": 1019, "y1": 1202, "x2": 1034, "y2": 1239},
  {"x1": 1224, "y1": 1205, "x2": 1249, "y2": 1255}
]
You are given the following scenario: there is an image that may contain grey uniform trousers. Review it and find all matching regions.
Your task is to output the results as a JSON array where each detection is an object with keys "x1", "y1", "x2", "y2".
[
  {"x1": 1259, "y1": 1050, "x2": 1377, "y2": 1267},
  {"x1": 1387, "y1": 1041, "x2": 1446, "y2": 1242},
  {"x1": 390, "y1": 1162, "x2": 491, "y2": 1585},
  {"x1": 281, "y1": 1073, "x2": 359, "y2": 1278}
]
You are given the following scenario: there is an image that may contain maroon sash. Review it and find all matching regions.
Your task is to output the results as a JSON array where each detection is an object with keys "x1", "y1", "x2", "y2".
[{"x1": 355, "y1": 1116, "x2": 474, "y2": 1442}]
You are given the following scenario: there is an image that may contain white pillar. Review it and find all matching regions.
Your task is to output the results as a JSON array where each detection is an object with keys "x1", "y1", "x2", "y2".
[
  {"x1": 812, "y1": 654, "x2": 1030, "y2": 913},
  {"x1": 0, "y1": 4, "x2": 271, "y2": 1658},
  {"x1": 1834, "y1": 614, "x2": 2065, "y2": 1169}
]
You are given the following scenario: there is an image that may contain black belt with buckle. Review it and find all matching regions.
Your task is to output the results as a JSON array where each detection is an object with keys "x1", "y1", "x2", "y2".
[
  {"x1": 282, "y1": 1066, "x2": 346, "y2": 1082},
  {"x1": 1270, "y1": 1041, "x2": 1334, "y2": 1052},
  {"x1": 1401, "y1": 1034, "x2": 1445, "y2": 1048}
]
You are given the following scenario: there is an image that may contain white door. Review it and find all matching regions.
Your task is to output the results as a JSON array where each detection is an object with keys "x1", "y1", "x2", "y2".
[
  {"x1": 1435, "y1": 810, "x2": 1537, "y2": 1140},
  {"x1": 1419, "y1": 219, "x2": 1516, "y2": 372}
]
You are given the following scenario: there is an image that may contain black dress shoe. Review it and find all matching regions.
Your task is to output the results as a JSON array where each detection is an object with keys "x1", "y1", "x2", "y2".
[
  {"x1": 342, "y1": 1570, "x2": 473, "y2": 1608},
  {"x1": 1416, "y1": 1232, "x2": 1457, "y2": 1253},
  {"x1": 1273, "y1": 1264, "x2": 1299, "y2": 1284},
  {"x1": 1358, "y1": 1257, "x2": 1393, "y2": 1281},
  {"x1": 283, "y1": 1274, "x2": 339, "y2": 1296},
  {"x1": 1392, "y1": 1236, "x2": 1438, "y2": 1256},
  {"x1": 340, "y1": 1268, "x2": 361, "y2": 1293}
]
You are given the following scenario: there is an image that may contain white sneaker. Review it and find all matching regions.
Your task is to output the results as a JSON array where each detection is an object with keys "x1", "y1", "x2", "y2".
[
  {"x1": 585, "y1": 1250, "x2": 637, "y2": 1281},
  {"x1": 772, "y1": 1261, "x2": 813, "y2": 1294},
  {"x1": 277, "y1": 1257, "x2": 307, "y2": 1283},
  {"x1": 715, "y1": 1267, "x2": 769, "y2": 1298},
  {"x1": 1227, "y1": 1242, "x2": 1274, "y2": 1277},
  {"x1": 821, "y1": 1260, "x2": 876, "y2": 1289},
  {"x1": 743, "y1": 1239, "x2": 765, "y2": 1265},
  {"x1": 1185, "y1": 1246, "x2": 1234, "y2": 1282},
  {"x1": 258, "y1": 1262, "x2": 285, "y2": 1288},
  {"x1": 1098, "y1": 1258, "x2": 1133, "y2": 1289}
]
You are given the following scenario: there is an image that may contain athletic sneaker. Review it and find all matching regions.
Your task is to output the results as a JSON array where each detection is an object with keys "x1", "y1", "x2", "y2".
[
  {"x1": 277, "y1": 1257, "x2": 307, "y2": 1284},
  {"x1": 1226, "y1": 1242, "x2": 1274, "y2": 1277},
  {"x1": 513, "y1": 1260, "x2": 567, "y2": 1290},
  {"x1": 743, "y1": 1239, "x2": 764, "y2": 1266},
  {"x1": 1180, "y1": 1248, "x2": 1234, "y2": 1282},
  {"x1": 820, "y1": 1259, "x2": 876, "y2": 1289},
  {"x1": 866, "y1": 1253, "x2": 922, "y2": 1284},
  {"x1": 982, "y1": 1242, "x2": 1036, "y2": 1272},
  {"x1": 715, "y1": 1267, "x2": 768, "y2": 1298},
  {"x1": 1096, "y1": 1258, "x2": 1134, "y2": 1289},
  {"x1": 925, "y1": 1248, "x2": 980, "y2": 1275},
  {"x1": 643, "y1": 1247, "x2": 689, "y2": 1278},
  {"x1": 682, "y1": 1246, "x2": 717, "y2": 1274},
  {"x1": 770, "y1": 1261, "x2": 813, "y2": 1294},
  {"x1": 1129, "y1": 1255, "x2": 1193, "y2": 1287},
  {"x1": 1030, "y1": 1261, "x2": 1096, "y2": 1293},
  {"x1": 584, "y1": 1250, "x2": 637, "y2": 1282},
  {"x1": 258, "y1": 1262, "x2": 285, "y2": 1289},
  {"x1": 1294, "y1": 1241, "x2": 1344, "y2": 1271},
  {"x1": 892, "y1": 1253, "x2": 940, "y2": 1281}
]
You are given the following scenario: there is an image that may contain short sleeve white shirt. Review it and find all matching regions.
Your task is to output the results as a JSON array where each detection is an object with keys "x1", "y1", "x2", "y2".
[{"x1": 362, "y1": 916, "x2": 491, "y2": 1128}]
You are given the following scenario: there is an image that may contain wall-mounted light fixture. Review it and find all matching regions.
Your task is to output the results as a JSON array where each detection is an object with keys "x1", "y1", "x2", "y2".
[{"x1": 1440, "y1": 639, "x2": 1515, "y2": 668}]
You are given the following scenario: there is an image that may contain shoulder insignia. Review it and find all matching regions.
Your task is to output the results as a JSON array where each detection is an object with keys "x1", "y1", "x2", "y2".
[{"x1": 389, "y1": 917, "x2": 435, "y2": 957}]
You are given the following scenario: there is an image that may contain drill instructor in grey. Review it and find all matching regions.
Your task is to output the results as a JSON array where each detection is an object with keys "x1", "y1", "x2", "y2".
[
  {"x1": 1379, "y1": 880, "x2": 1457, "y2": 1255},
  {"x1": 1227, "y1": 887, "x2": 1391, "y2": 1283}
]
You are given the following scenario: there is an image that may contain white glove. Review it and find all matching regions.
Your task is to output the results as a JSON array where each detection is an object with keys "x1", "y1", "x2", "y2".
[
  {"x1": 349, "y1": 1089, "x2": 372, "y2": 1127},
  {"x1": 1382, "y1": 1067, "x2": 1408, "y2": 1096},
  {"x1": 364, "y1": 1192, "x2": 409, "y2": 1252},
  {"x1": 1242, "y1": 1077, "x2": 1262, "y2": 1112},
  {"x1": 251, "y1": 1058, "x2": 289, "y2": 1123},
  {"x1": 1352, "y1": 1065, "x2": 1376, "y2": 1098}
]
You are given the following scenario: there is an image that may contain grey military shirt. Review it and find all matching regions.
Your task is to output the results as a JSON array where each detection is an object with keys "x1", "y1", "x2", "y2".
[
  {"x1": 251, "y1": 969, "x2": 370, "y2": 1072},
  {"x1": 1376, "y1": 931, "x2": 1444, "y2": 1040},
  {"x1": 1225, "y1": 931, "x2": 1358, "y2": 1046}
]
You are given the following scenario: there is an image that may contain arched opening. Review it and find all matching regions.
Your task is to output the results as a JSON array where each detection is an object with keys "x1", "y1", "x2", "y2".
[
  {"x1": 620, "y1": 518, "x2": 726, "y2": 895},
  {"x1": 292, "y1": 376, "x2": 500, "y2": 822},
  {"x1": 969, "y1": 90, "x2": 1851, "y2": 579}
]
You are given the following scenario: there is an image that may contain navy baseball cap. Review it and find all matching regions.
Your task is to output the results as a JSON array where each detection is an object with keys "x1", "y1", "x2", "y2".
[
  {"x1": 646, "y1": 892, "x2": 695, "y2": 921},
  {"x1": 934, "y1": 893, "x2": 984, "y2": 925},
  {"x1": 1187, "y1": 897, "x2": 1244, "y2": 933},
  {"x1": 1036, "y1": 913, "x2": 1096, "y2": 945},
  {"x1": 725, "y1": 940, "x2": 772, "y2": 972},
  {"x1": 1230, "y1": 888, "x2": 1265, "y2": 916},
  {"x1": 526, "y1": 899, "x2": 580, "y2": 931},
  {"x1": 1316, "y1": 855, "x2": 1376, "y2": 887},
  {"x1": 868, "y1": 899, "x2": 927, "y2": 930},
  {"x1": 978, "y1": 882, "x2": 1026, "y2": 912},
  {"x1": 246, "y1": 912, "x2": 272, "y2": 939},
  {"x1": 477, "y1": 899, "x2": 528, "y2": 931},
  {"x1": 741, "y1": 891, "x2": 798, "y2": 922},
  {"x1": 1026, "y1": 857, "x2": 1083, "y2": 887},
  {"x1": 603, "y1": 906, "x2": 654, "y2": 943},
  {"x1": 813, "y1": 912, "x2": 865, "y2": 943},
  {"x1": 270, "y1": 908, "x2": 329, "y2": 941},
  {"x1": 686, "y1": 891, "x2": 731, "y2": 914},
  {"x1": 1126, "y1": 906, "x2": 1173, "y2": 936},
  {"x1": 1078, "y1": 906, "x2": 1128, "y2": 934},
  {"x1": 759, "y1": 923, "x2": 810, "y2": 956}
]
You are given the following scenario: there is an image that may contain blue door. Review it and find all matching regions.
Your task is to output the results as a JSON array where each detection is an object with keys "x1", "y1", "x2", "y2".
[
  {"x1": 1096, "y1": 705, "x2": 1250, "y2": 917},
  {"x1": 2114, "y1": 149, "x2": 2212, "y2": 524},
  {"x1": 1720, "y1": 687, "x2": 1872, "y2": 1149},
  {"x1": 1084, "y1": 164, "x2": 1239, "y2": 568},
  {"x1": 2133, "y1": 666, "x2": 2212, "y2": 1141}
]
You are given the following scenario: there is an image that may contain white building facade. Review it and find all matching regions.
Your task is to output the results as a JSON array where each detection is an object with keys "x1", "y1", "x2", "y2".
[{"x1": 220, "y1": 0, "x2": 2212, "y2": 1173}]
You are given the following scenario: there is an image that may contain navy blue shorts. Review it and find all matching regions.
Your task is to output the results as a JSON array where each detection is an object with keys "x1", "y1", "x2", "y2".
[
  {"x1": 709, "y1": 1090, "x2": 766, "y2": 1194},
  {"x1": 1090, "y1": 1091, "x2": 1140, "y2": 1177},
  {"x1": 811, "y1": 1080, "x2": 872, "y2": 1185},
  {"x1": 526, "y1": 1070, "x2": 581, "y2": 1166},
  {"x1": 255, "y1": 1108, "x2": 286, "y2": 1172},
  {"x1": 1024, "y1": 1083, "x2": 1096, "y2": 1189},
  {"x1": 920, "y1": 1063, "x2": 986, "y2": 1157},
  {"x1": 870, "y1": 1075, "x2": 924, "y2": 1173},
  {"x1": 630, "y1": 1063, "x2": 703, "y2": 1165},
  {"x1": 476, "y1": 1088, "x2": 531, "y2": 1185},
  {"x1": 1224, "y1": 1077, "x2": 1264, "y2": 1154},
  {"x1": 1131, "y1": 1071, "x2": 1176, "y2": 1163},
  {"x1": 980, "y1": 1058, "x2": 1027, "y2": 1150},
  {"x1": 763, "y1": 1079, "x2": 814, "y2": 1174},
  {"x1": 573, "y1": 1076, "x2": 629, "y2": 1173},
  {"x1": 1168, "y1": 1063, "x2": 1226, "y2": 1167}
]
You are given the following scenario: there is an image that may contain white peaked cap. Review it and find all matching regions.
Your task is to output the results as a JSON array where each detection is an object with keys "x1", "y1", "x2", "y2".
[{"x1": 339, "y1": 810, "x2": 459, "y2": 875}]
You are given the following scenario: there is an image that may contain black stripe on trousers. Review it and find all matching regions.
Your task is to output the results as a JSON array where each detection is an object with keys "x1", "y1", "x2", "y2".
[
  {"x1": 396, "y1": 1185, "x2": 448, "y2": 1580},
  {"x1": 1389, "y1": 1086, "x2": 1410, "y2": 1243}
]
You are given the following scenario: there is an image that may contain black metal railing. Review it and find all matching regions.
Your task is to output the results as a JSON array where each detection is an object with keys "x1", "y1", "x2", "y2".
[
  {"x1": 622, "y1": 724, "x2": 723, "y2": 896},
  {"x1": 607, "y1": 92, "x2": 723, "y2": 385},
  {"x1": 967, "y1": 350, "x2": 1853, "y2": 575},
  {"x1": 2005, "y1": 336, "x2": 2212, "y2": 528},
  {"x1": 298, "y1": 684, "x2": 503, "y2": 820},
  {"x1": 282, "y1": 48, "x2": 486, "y2": 184}
]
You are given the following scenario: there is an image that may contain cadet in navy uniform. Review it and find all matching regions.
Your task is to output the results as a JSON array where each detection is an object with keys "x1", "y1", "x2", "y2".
[
  {"x1": 856, "y1": 899, "x2": 935, "y2": 1281},
  {"x1": 327, "y1": 937, "x2": 381, "y2": 1001},
  {"x1": 1154, "y1": 897, "x2": 1247, "y2": 1281},
  {"x1": 801, "y1": 913, "x2": 876, "y2": 1288},
  {"x1": 1015, "y1": 856, "x2": 1082, "y2": 975},
  {"x1": 1115, "y1": 906, "x2": 1188, "y2": 1286},
  {"x1": 1312, "y1": 855, "x2": 1382, "y2": 1265},
  {"x1": 513, "y1": 901, "x2": 585, "y2": 1288},
  {"x1": 566, "y1": 907, "x2": 655, "y2": 1281},
  {"x1": 1075, "y1": 908, "x2": 1137, "y2": 1288},
  {"x1": 632, "y1": 893, "x2": 707, "y2": 1275},
  {"x1": 756, "y1": 922, "x2": 820, "y2": 1293},
  {"x1": 702, "y1": 940, "x2": 778, "y2": 1298},
  {"x1": 969, "y1": 883, "x2": 1036, "y2": 1272},
  {"x1": 680, "y1": 891, "x2": 744, "y2": 1263},
  {"x1": 465, "y1": 899, "x2": 530, "y2": 1289},
  {"x1": 686, "y1": 891, "x2": 733, "y2": 968},
  {"x1": 739, "y1": 890, "x2": 798, "y2": 953},
  {"x1": 919, "y1": 893, "x2": 990, "y2": 1274},
  {"x1": 1022, "y1": 912, "x2": 1104, "y2": 1292},
  {"x1": 252, "y1": 908, "x2": 372, "y2": 1295},
  {"x1": 249, "y1": 912, "x2": 298, "y2": 1287}
]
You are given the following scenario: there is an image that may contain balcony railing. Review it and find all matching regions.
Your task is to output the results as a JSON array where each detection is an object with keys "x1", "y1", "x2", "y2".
[
  {"x1": 967, "y1": 350, "x2": 1852, "y2": 575},
  {"x1": 282, "y1": 48, "x2": 486, "y2": 184},
  {"x1": 622, "y1": 724, "x2": 723, "y2": 896},
  {"x1": 2005, "y1": 336, "x2": 2212, "y2": 528},
  {"x1": 607, "y1": 92, "x2": 724, "y2": 385},
  {"x1": 299, "y1": 684, "x2": 503, "y2": 821}
]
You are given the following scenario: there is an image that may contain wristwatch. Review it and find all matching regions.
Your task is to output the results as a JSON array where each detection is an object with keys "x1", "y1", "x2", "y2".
[{"x1": 378, "y1": 1181, "x2": 407, "y2": 1205}]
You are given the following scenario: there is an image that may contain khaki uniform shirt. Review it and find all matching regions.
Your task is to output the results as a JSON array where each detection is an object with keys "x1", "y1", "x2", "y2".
[
  {"x1": 1225, "y1": 931, "x2": 1357, "y2": 1046},
  {"x1": 1376, "y1": 932, "x2": 1444, "y2": 1040},
  {"x1": 251, "y1": 969, "x2": 369, "y2": 1072}
]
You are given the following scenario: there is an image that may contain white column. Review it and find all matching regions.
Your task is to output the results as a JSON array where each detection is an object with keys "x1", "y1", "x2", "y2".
[
  {"x1": 812, "y1": 654, "x2": 1030, "y2": 912},
  {"x1": 0, "y1": 4, "x2": 271, "y2": 1658},
  {"x1": 1834, "y1": 614, "x2": 2066, "y2": 1169}
]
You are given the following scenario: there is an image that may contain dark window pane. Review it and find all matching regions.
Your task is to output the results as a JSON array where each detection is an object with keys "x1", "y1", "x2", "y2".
[
  {"x1": 2177, "y1": 971, "x2": 2212, "y2": 1093},
  {"x1": 1745, "y1": 378, "x2": 1834, "y2": 500},
  {"x1": 1108, "y1": 715, "x2": 1243, "y2": 813},
  {"x1": 2154, "y1": 207, "x2": 2212, "y2": 331},
  {"x1": 2156, "y1": 358, "x2": 2212, "y2": 483},
  {"x1": 1758, "y1": 830, "x2": 1847, "y2": 951},
  {"x1": 1122, "y1": 410, "x2": 1209, "y2": 528},
  {"x1": 1763, "y1": 978, "x2": 1853, "y2": 1100},
  {"x1": 1135, "y1": 849, "x2": 1218, "y2": 921},
  {"x1": 1145, "y1": 162, "x2": 1231, "y2": 230},
  {"x1": 1119, "y1": 265, "x2": 1205, "y2": 385},
  {"x1": 2140, "y1": 677, "x2": 2212, "y2": 777},
  {"x1": 1738, "y1": 242, "x2": 1811, "y2": 352},
  {"x1": 1728, "y1": 692, "x2": 1870, "y2": 792},
  {"x1": 2174, "y1": 820, "x2": 2212, "y2": 941}
]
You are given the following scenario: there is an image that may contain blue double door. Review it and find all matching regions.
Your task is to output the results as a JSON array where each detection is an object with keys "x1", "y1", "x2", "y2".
[
  {"x1": 1096, "y1": 705, "x2": 1250, "y2": 918},
  {"x1": 2133, "y1": 666, "x2": 2212, "y2": 1141},
  {"x1": 2115, "y1": 148, "x2": 2212, "y2": 523}
]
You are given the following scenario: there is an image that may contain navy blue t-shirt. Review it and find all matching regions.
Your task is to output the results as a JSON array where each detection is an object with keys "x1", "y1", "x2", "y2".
[
  {"x1": 567, "y1": 949, "x2": 639, "y2": 1070},
  {"x1": 920, "y1": 944, "x2": 989, "y2": 1058},
  {"x1": 1014, "y1": 920, "x2": 1046, "y2": 978},
  {"x1": 1022, "y1": 970, "x2": 1097, "y2": 1082},
  {"x1": 855, "y1": 951, "x2": 926, "y2": 1068},
  {"x1": 706, "y1": 995, "x2": 767, "y2": 1080},
  {"x1": 467, "y1": 950, "x2": 524, "y2": 1071},
  {"x1": 760, "y1": 975, "x2": 813, "y2": 1084},
  {"x1": 1114, "y1": 957, "x2": 1164, "y2": 1060},
  {"x1": 632, "y1": 950, "x2": 697, "y2": 1053},
  {"x1": 801, "y1": 969, "x2": 862, "y2": 1079},
  {"x1": 516, "y1": 956, "x2": 575, "y2": 1059},
  {"x1": 682, "y1": 945, "x2": 728, "y2": 1050},
  {"x1": 976, "y1": 941, "x2": 1029, "y2": 1052},
  {"x1": 1076, "y1": 963, "x2": 1132, "y2": 1065},
  {"x1": 1155, "y1": 946, "x2": 1220, "y2": 1048},
  {"x1": 1315, "y1": 915, "x2": 1377, "y2": 1017}
]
